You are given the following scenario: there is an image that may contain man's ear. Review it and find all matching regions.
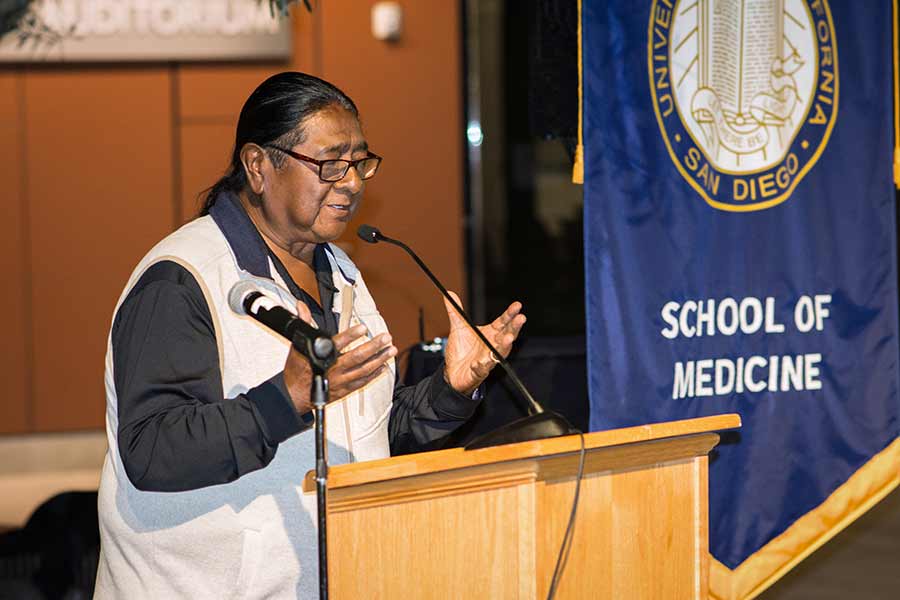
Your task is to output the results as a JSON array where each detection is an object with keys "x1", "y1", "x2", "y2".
[{"x1": 239, "y1": 143, "x2": 269, "y2": 196}]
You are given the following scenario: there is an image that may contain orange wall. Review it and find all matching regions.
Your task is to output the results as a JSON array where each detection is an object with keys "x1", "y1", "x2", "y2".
[
  {"x1": 0, "y1": 73, "x2": 29, "y2": 433},
  {"x1": 0, "y1": 2, "x2": 464, "y2": 433}
]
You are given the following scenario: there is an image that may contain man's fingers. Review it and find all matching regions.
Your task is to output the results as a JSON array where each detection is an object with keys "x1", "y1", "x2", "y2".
[
  {"x1": 330, "y1": 332, "x2": 396, "y2": 380},
  {"x1": 333, "y1": 324, "x2": 370, "y2": 352},
  {"x1": 335, "y1": 363, "x2": 390, "y2": 393},
  {"x1": 483, "y1": 313, "x2": 526, "y2": 359},
  {"x1": 338, "y1": 344, "x2": 396, "y2": 382},
  {"x1": 506, "y1": 313, "x2": 527, "y2": 335},
  {"x1": 341, "y1": 332, "x2": 394, "y2": 363},
  {"x1": 447, "y1": 290, "x2": 464, "y2": 307},
  {"x1": 489, "y1": 301, "x2": 524, "y2": 331},
  {"x1": 443, "y1": 291, "x2": 468, "y2": 330},
  {"x1": 489, "y1": 311, "x2": 526, "y2": 339}
]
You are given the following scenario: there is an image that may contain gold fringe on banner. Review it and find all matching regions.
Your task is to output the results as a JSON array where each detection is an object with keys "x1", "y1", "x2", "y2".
[
  {"x1": 709, "y1": 436, "x2": 900, "y2": 600},
  {"x1": 573, "y1": 0, "x2": 584, "y2": 184},
  {"x1": 573, "y1": 144, "x2": 584, "y2": 184}
]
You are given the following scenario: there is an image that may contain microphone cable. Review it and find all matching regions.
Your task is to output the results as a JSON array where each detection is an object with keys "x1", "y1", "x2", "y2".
[{"x1": 546, "y1": 431, "x2": 586, "y2": 600}]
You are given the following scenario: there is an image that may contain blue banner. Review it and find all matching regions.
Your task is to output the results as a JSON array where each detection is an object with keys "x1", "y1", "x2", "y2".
[{"x1": 582, "y1": 1, "x2": 900, "y2": 596}]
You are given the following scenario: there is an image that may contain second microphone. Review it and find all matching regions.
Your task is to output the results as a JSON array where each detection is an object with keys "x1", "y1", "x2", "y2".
[{"x1": 228, "y1": 280, "x2": 336, "y2": 363}]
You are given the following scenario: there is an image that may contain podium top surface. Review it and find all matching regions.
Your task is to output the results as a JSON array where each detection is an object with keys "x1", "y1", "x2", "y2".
[{"x1": 302, "y1": 413, "x2": 740, "y2": 494}]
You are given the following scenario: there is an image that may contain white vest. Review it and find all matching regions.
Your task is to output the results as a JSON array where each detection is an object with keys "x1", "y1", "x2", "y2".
[{"x1": 95, "y1": 216, "x2": 394, "y2": 599}]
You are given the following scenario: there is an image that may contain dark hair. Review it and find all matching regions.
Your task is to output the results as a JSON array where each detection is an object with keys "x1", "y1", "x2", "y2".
[{"x1": 200, "y1": 71, "x2": 359, "y2": 216}]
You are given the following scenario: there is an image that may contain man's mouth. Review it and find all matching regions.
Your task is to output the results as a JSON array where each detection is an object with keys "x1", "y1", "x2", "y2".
[{"x1": 325, "y1": 203, "x2": 353, "y2": 219}]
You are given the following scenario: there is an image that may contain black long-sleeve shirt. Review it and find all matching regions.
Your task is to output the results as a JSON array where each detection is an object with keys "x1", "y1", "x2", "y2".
[{"x1": 111, "y1": 197, "x2": 479, "y2": 493}]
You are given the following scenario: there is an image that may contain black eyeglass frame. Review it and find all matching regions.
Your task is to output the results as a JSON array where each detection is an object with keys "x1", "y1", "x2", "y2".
[{"x1": 266, "y1": 145, "x2": 383, "y2": 182}]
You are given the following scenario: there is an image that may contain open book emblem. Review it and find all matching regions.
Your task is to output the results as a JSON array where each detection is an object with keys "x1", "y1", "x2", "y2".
[{"x1": 650, "y1": 0, "x2": 838, "y2": 212}]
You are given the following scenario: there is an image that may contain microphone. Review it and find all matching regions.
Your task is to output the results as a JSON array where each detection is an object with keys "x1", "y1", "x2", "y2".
[
  {"x1": 356, "y1": 224, "x2": 576, "y2": 449},
  {"x1": 357, "y1": 224, "x2": 382, "y2": 244},
  {"x1": 228, "y1": 281, "x2": 336, "y2": 367}
]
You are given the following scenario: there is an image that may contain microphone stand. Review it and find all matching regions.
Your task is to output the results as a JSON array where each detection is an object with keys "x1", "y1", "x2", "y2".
[
  {"x1": 292, "y1": 332, "x2": 337, "y2": 600},
  {"x1": 228, "y1": 283, "x2": 339, "y2": 598}
]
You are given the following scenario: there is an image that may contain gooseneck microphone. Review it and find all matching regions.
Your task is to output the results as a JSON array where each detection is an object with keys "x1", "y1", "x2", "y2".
[
  {"x1": 228, "y1": 280, "x2": 336, "y2": 369},
  {"x1": 357, "y1": 224, "x2": 576, "y2": 449},
  {"x1": 358, "y1": 224, "x2": 541, "y2": 413}
]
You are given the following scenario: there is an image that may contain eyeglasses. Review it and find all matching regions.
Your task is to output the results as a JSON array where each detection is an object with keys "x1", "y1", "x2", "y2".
[{"x1": 266, "y1": 145, "x2": 382, "y2": 182}]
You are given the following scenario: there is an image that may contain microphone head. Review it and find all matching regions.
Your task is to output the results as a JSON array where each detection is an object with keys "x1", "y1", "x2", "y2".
[
  {"x1": 357, "y1": 224, "x2": 382, "y2": 244},
  {"x1": 227, "y1": 280, "x2": 260, "y2": 316}
]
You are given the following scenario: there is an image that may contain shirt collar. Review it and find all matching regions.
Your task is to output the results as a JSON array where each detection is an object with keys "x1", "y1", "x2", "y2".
[
  {"x1": 210, "y1": 192, "x2": 345, "y2": 334},
  {"x1": 313, "y1": 245, "x2": 338, "y2": 292},
  {"x1": 208, "y1": 191, "x2": 340, "y2": 289},
  {"x1": 208, "y1": 191, "x2": 271, "y2": 278}
]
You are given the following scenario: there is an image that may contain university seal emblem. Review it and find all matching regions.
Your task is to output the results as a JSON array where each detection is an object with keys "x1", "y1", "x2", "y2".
[{"x1": 649, "y1": 0, "x2": 838, "y2": 211}]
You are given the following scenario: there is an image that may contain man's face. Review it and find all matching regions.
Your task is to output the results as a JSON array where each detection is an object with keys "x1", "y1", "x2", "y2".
[{"x1": 259, "y1": 105, "x2": 368, "y2": 247}]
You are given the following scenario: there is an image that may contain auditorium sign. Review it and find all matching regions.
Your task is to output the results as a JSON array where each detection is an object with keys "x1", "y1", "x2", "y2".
[{"x1": 0, "y1": 0, "x2": 291, "y2": 62}]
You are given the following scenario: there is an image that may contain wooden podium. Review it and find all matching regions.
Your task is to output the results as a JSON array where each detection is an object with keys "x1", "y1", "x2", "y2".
[{"x1": 303, "y1": 414, "x2": 740, "y2": 599}]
